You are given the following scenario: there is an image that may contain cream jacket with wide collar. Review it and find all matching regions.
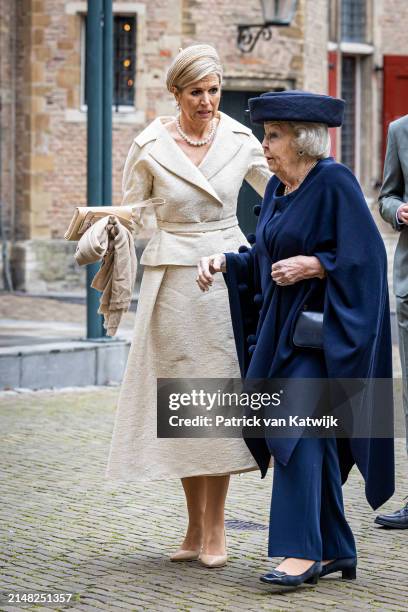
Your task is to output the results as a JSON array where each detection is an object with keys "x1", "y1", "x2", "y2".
[{"x1": 121, "y1": 111, "x2": 272, "y2": 267}]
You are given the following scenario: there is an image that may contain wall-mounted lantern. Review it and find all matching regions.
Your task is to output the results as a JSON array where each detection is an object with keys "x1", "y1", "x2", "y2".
[{"x1": 237, "y1": 0, "x2": 298, "y2": 53}]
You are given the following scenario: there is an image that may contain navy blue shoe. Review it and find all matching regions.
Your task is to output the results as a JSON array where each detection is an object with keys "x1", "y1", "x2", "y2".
[
  {"x1": 318, "y1": 557, "x2": 357, "y2": 580},
  {"x1": 375, "y1": 500, "x2": 408, "y2": 529},
  {"x1": 260, "y1": 561, "x2": 322, "y2": 586}
]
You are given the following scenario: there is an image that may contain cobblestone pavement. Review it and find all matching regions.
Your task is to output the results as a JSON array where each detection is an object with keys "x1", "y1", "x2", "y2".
[{"x1": 0, "y1": 388, "x2": 407, "y2": 612}]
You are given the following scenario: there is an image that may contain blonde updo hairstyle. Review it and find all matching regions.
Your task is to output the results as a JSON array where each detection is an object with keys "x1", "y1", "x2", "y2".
[{"x1": 166, "y1": 44, "x2": 223, "y2": 95}]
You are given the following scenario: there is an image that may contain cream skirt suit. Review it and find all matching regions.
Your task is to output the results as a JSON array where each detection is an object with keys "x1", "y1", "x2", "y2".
[{"x1": 106, "y1": 111, "x2": 271, "y2": 481}]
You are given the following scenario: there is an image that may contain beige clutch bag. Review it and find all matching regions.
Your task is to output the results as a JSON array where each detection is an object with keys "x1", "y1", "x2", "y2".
[{"x1": 64, "y1": 197, "x2": 165, "y2": 241}]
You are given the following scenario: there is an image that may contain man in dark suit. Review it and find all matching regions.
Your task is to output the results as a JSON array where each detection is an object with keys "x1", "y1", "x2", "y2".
[{"x1": 377, "y1": 114, "x2": 408, "y2": 529}]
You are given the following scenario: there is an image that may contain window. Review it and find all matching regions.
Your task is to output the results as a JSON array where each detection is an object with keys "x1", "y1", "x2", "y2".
[
  {"x1": 327, "y1": 2, "x2": 371, "y2": 181},
  {"x1": 341, "y1": 55, "x2": 365, "y2": 179},
  {"x1": 341, "y1": 56, "x2": 358, "y2": 172},
  {"x1": 341, "y1": 0, "x2": 366, "y2": 42},
  {"x1": 83, "y1": 15, "x2": 137, "y2": 109},
  {"x1": 114, "y1": 16, "x2": 136, "y2": 107}
]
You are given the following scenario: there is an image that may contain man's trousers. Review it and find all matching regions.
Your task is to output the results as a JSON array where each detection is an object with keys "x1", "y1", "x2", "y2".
[{"x1": 396, "y1": 296, "x2": 408, "y2": 454}]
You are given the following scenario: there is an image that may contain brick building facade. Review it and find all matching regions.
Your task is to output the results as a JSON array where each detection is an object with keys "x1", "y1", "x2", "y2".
[{"x1": 0, "y1": 0, "x2": 407, "y2": 293}]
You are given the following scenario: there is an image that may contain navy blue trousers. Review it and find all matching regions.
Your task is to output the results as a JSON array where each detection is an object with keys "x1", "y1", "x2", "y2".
[{"x1": 268, "y1": 437, "x2": 356, "y2": 560}]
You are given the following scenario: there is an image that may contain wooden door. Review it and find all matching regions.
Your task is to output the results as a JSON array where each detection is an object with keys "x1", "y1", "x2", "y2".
[{"x1": 383, "y1": 55, "x2": 408, "y2": 160}]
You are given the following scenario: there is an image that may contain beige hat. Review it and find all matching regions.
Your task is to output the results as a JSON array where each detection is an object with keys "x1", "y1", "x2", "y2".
[{"x1": 166, "y1": 44, "x2": 223, "y2": 92}]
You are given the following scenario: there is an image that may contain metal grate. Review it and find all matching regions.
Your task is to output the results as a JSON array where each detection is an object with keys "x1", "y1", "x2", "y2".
[
  {"x1": 341, "y1": 0, "x2": 367, "y2": 42},
  {"x1": 225, "y1": 519, "x2": 268, "y2": 531},
  {"x1": 341, "y1": 56, "x2": 356, "y2": 172}
]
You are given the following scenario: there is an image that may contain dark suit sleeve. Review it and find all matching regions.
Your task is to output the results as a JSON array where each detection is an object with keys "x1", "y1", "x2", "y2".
[{"x1": 379, "y1": 123, "x2": 405, "y2": 232}]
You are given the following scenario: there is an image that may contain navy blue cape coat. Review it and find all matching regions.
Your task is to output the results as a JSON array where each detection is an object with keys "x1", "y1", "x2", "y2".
[{"x1": 224, "y1": 158, "x2": 394, "y2": 510}]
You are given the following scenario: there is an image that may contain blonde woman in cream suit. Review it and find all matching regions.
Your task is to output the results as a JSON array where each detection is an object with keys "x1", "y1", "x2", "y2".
[{"x1": 106, "y1": 45, "x2": 271, "y2": 567}]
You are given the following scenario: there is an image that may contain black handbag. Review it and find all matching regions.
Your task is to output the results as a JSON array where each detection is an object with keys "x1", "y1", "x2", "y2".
[{"x1": 293, "y1": 309, "x2": 323, "y2": 350}]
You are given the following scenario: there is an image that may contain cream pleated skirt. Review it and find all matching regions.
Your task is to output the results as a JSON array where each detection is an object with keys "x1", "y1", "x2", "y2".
[{"x1": 106, "y1": 265, "x2": 258, "y2": 481}]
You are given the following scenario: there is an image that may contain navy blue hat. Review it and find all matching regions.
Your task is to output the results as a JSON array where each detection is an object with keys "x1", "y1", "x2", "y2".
[{"x1": 248, "y1": 90, "x2": 345, "y2": 127}]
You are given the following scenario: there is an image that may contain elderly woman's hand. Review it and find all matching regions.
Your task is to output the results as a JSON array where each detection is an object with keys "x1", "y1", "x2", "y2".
[
  {"x1": 197, "y1": 253, "x2": 226, "y2": 292},
  {"x1": 271, "y1": 255, "x2": 325, "y2": 286}
]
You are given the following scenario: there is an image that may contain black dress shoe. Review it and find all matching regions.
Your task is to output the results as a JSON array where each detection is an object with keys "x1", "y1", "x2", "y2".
[
  {"x1": 318, "y1": 557, "x2": 357, "y2": 580},
  {"x1": 374, "y1": 501, "x2": 408, "y2": 529},
  {"x1": 260, "y1": 561, "x2": 322, "y2": 586}
]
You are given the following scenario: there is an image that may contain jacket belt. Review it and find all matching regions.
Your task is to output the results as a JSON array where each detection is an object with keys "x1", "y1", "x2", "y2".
[{"x1": 156, "y1": 216, "x2": 239, "y2": 234}]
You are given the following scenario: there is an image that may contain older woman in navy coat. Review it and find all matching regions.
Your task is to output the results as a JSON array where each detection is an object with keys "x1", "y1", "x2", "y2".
[{"x1": 197, "y1": 91, "x2": 395, "y2": 587}]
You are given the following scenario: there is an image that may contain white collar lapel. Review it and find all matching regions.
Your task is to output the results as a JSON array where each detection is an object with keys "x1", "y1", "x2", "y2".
[
  {"x1": 148, "y1": 120, "x2": 223, "y2": 204},
  {"x1": 198, "y1": 112, "x2": 248, "y2": 181}
]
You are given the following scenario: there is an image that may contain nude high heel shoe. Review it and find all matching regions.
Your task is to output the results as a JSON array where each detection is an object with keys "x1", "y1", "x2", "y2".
[
  {"x1": 199, "y1": 533, "x2": 227, "y2": 568},
  {"x1": 170, "y1": 548, "x2": 201, "y2": 562}
]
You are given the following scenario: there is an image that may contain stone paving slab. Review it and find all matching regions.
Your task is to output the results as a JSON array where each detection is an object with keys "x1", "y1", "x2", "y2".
[{"x1": 0, "y1": 388, "x2": 407, "y2": 612}]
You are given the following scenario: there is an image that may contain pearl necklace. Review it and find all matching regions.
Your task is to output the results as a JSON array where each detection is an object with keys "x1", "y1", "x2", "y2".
[
  {"x1": 283, "y1": 160, "x2": 319, "y2": 196},
  {"x1": 176, "y1": 115, "x2": 217, "y2": 147}
]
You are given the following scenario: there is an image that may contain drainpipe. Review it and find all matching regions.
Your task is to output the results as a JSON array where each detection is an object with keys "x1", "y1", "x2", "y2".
[
  {"x1": 0, "y1": 2, "x2": 16, "y2": 291},
  {"x1": 85, "y1": 0, "x2": 113, "y2": 339},
  {"x1": 103, "y1": 0, "x2": 112, "y2": 207}
]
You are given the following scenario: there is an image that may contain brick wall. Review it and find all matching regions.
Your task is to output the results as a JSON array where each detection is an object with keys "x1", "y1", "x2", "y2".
[
  {"x1": 5, "y1": 0, "x2": 183, "y2": 245},
  {"x1": 303, "y1": 0, "x2": 328, "y2": 92},
  {"x1": 182, "y1": 0, "x2": 305, "y2": 88},
  {"x1": 31, "y1": 0, "x2": 176, "y2": 240},
  {"x1": 377, "y1": 0, "x2": 408, "y2": 55}
]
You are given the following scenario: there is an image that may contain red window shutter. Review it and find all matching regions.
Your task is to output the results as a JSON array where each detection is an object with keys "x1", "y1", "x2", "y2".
[
  {"x1": 383, "y1": 55, "x2": 408, "y2": 161},
  {"x1": 328, "y1": 51, "x2": 338, "y2": 158}
]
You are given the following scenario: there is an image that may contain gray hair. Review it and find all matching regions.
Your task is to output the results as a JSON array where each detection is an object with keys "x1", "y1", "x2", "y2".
[
  {"x1": 267, "y1": 121, "x2": 331, "y2": 159},
  {"x1": 166, "y1": 44, "x2": 223, "y2": 92}
]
